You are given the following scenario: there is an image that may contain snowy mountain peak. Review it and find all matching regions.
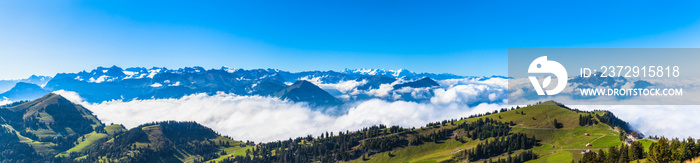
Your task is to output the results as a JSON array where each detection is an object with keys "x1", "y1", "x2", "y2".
[
  {"x1": 346, "y1": 68, "x2": 382, "y2": 75},
  {"x1": 220, "y1": 66, "x2": 240, "y2": 73},
  {"x1": 388, "y1": 69, "x2": 413, "y2": 77},
  {"x1": 343, "y1": 68, "x2": 451, "y2": 80},
  {"x1": 343, "y1": 68, "x2": 414, "y2": 77}
]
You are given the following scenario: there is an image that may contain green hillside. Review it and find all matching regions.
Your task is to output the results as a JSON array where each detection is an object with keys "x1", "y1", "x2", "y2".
[
  {"x1": 344, "y1": 101, "x2": 696, "y2": 163},
  {"x1": 0, "y1": 93, "x2": 106, "y2": 156},
  {"x1": 0, "y1": 93, "x2": 245, "y2": 163},
  {"x1": 346, "y1": 101, "x2": 628, "y2": 163},
  {"x1": 462, "y1": 101, "x2": 623, "y2": 162},
  {"x1": 55, "y1": 124, "x2": 128, "y2": 158},
  {"x1": 208, "y1": 101, "x2": 641, "y2": 163},
  {"x1": 68, "y1": 121, "x2": 246, "y2": 163}
]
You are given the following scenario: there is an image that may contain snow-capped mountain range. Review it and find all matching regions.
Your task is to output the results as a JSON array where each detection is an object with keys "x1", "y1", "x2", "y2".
[
  {"x1": 2, "y1": 66, "x2": 656, "y2": 107},
  {"x1": 57, "y1": 67, "x2": 471, "y2": 84},
  {"x1": 342, "y1": 68, "x2": 472, "y2": 80},
  {"x1": 2, "y1": 66, "x2": 499, "y2": 106}
]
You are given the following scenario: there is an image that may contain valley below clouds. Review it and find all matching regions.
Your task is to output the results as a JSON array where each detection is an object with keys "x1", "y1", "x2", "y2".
[
  {"x1": 48, "y1": 75, "x2": 700, "y2": 143},
  {"x1": 55, "y1": 90, "x2": 506, "y2": 142}
]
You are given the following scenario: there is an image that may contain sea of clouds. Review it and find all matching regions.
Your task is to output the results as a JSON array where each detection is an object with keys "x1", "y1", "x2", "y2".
[
  {"x1": 53, "y1": 77, "x2": 509, "y2": 142},
  {"x1": 50, "y1": 76, "x2": 700, "y2": 143},
  {"x1": 56, "y1": 91, "x2": 506, "y2": 142}
]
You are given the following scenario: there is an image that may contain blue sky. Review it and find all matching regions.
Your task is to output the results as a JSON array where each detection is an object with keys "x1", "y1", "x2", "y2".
[{"x1": 1, "y1": 1, "x2": 699, "y2": 80}]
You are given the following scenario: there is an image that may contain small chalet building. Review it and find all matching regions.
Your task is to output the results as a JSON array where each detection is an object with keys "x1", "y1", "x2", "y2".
[{"x1": 581, "y1": 149, "x2": 592, "y2": 154}]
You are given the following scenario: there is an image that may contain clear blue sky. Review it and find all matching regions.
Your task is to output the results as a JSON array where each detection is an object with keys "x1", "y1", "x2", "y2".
[{"x1": 1, "y1": 0, "x2": 699, "y2": 80}]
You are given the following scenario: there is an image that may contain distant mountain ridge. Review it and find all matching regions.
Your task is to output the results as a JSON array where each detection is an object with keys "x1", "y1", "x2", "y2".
[
  {"x1": 3, "y1": 66, "x2": 482, "y2": 105},
  {"x1": 393, "y1": 77, "x2": 440, "y2": 90},
  {"x1": 277, "y1": 80, "x2": 342, "y2": 106},
  {"x1": 0, "y1": 82, "x2": 50, "y2": 101},
  {"x1": 45, "y1": 66, "x2": 469, "y2": 85},
  {"x1": 0, "y1": 75, "x2": 52, "y2": 92},
  {"x1": 342, "y1": 68, "x2": 467, "y2": 80}
]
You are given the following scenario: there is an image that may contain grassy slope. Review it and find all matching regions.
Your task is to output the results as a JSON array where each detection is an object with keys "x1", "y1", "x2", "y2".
[
  {"x1": 348, "y1": 138, "x2": 478, "y2": 163},
  {"x1": 638, "y1": 139, "x2": 654, "y2": 152},
  {"x1": 2, "y1": 124, "x2": 58, "y2": 154},
  {"x1": 88, "y1": 124, "x2": 246, "y2": 163},
  {"x1": 205, "y1": 138, "x2": 252, "y2": 162},
  {"x1": 56, "y1": 132, "x2": 108, "y2": 157},
  {"x1": 56, "y1": 124, "x2": 127, "y2": 157},
  {"x1": 104, "y1": 124, "x2": 127, "y2": 136},
  {"x1": 160, "y1": 125, "x2": 248, "y2": 163},
  {"x1": 347, "y1": 101, "x2": 625, "y2": 163}
]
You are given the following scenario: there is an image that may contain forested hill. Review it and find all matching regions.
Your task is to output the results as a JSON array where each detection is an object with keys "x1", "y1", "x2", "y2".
[
  {"x1": 71, "y1": 121, "x2": 247, "y2": 163},
  {"x1": 212, "y1": 101, "x2": 700, "y2": 163},
  {"x1": 0, "y1": 94, "x2": 247, "y2": 163},
  {"x1": 0, "y1": 93, "x2": 106, "y2": 159}
]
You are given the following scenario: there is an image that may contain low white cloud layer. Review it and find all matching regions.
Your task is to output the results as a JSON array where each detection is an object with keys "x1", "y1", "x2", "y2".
[
  {"x1": 54, "y1": 90, "x2": 506, "y2": 143},
  {"x1": 47, "y1": 75, "x2": 700, "y2": 143},
  {"x1": 310, "y1": 77, "x2": 509, "y2": 104},
  {"x1": 362, "y1": 82, "x2": 400, "y2": 98},
  {"x1": 431, "y1": 84, "x2": 505, "y2": 105},
  {"x1": 571, "y1": 105, "x2": 700, "y2": 139},
  {"x1": 0, "y1": 98, "x2": 13, "y2": 106},
  {"x1": 299, "y1": 76, "x2": 367, "y2": 94}
]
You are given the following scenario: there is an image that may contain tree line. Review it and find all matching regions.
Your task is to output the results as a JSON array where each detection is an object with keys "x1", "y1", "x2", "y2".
[
  {"x1": 479, "y1": 150, "x2": 537, "y2": 163},
  {"x1": 580, "y1": 141, "x2": 644, "y2": 163},
  {"x1": 579, "y1": 136, "x2": 700, "y2": 163},
  {"x1": 578, "y1": 114, "x2": 598, "y2": 126},
  {"x1": 647, "y1": 137, "x2": 700, "y2": 162},
  {"x1": 452, "y1": 133, "x2": 537, "y2": 162},
  {"x1": 218, "y1": 117, "x2": 533, "y2": 163}
]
